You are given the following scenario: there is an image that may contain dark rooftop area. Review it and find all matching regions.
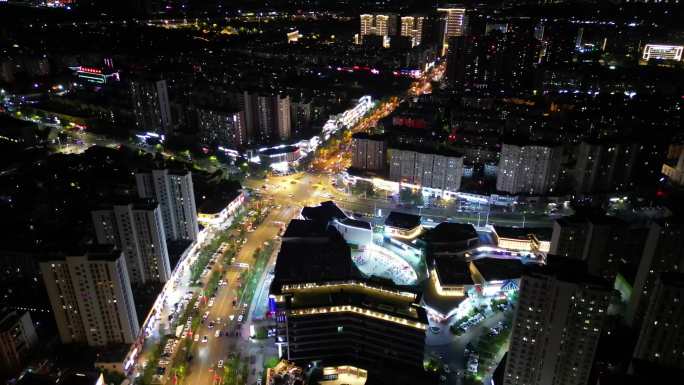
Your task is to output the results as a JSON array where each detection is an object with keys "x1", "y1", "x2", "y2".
[
  {"x1": 493, "y1": 226, "x2": 552, "y2": 241},
  {"x1": 433, "y1": 256, "x2": 473, "y2": 286},
  {"x1": 423, "y1": 222, "x2": 478, "y2": 243},
  {"x1": 273, "y1": 224, "x2": 359, "y2": 289},
  {"x1": 300, "y1": 200, "x2": 347, "y2": 223},
  {"x1": 471, "y1": 257, "x2": 526, "y2": 282},
  {"x1": 385, "y1": 211, "x2": 421, "y2": 230},
  {"x1": 282, "y1": 218, "x2": 330, "y2": 238},
  {"x1": 340, "y1": 217, "x2": 372, "y2": 230}
]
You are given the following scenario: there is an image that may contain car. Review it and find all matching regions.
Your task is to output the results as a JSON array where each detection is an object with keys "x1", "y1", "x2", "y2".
[
  {"x1": 429, "y1": 326, "x2": 441, "y2": 334},
  {"x1": 237, "y1": 314, "x2": 244, "y2": 323},
  {"x1": 443, "y1": 365, "x2": 451, "y2": 374},
  {"x1": 228, "y1": 314, "x2": 235, "y2": 321},
  {"x1": 194, "y1": 334, "x2": 200, "y2": 342},
  {"x1": 208, "y1": 321, "x2": 214, "y2": 328},
  {"x1": 218, "y1": 360, "x2": 224, "y2": 368},
  {"x1": 208, "y1": 299, "x2": 215, "y2": 308},
  {"x1": 215, "y1": 330, "x2": 221, "y2": 338},
  {"x1": 202, "y1": 336, "x2": 208, "y2": 343}
]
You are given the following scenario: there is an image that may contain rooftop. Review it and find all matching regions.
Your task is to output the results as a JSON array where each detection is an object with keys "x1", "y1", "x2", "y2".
[
  {"x1": 352, "y1": 132, "x2": 386, "y2": 141},
  {"x1": 385, "y1": 211, "x2": 421, "y2": 230},
  {"x1": 433, "y1": 256, "x2": 473, "y2": 286},
  {"x1": 423, "y1": 222, "x2": 478, "y2": 244},
  {"x1": 198, "y1": 183, "x2": 242, "y2": 214},
  {"x1": 282, "y1": 219, "x2": 330, "y2": 238},
  {"x1": 272, "y1": 224, "x2": 359, "y2": 289},
  {"x1": 471, "y1": 257, "x2": 526, "y2": 282},
  {"x1": 301, "y1": 201, "x2": 347, "y2": 223},
  {"x1": 261, "y1": 145, "x2": 299, "y2": 156},
  {"x1": 493, "y1": 226, "x2": 552, "y2": 242},
  {"x1": 339, "y1": 217, "x2": 372, "y2": 230}
]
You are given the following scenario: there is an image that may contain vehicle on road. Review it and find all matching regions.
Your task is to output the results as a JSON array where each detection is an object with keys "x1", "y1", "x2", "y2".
[
  {"x1": 218, "y1": 360, "x2": 224, "y2": 368},
  {"x1": 194, "y1": 334, "x2": 200, "y2": 342},
  {"x1": 202, "y1": 336, "x2": 208, "y2": 343},
  {"x1": 215, "y1": 330, "x2": 221, "y2": 338}
]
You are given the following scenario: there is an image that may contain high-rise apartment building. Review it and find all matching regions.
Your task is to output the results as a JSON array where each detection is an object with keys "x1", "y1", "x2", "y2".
[
  {"x1": 389, "y1": 148, "x2": 464, "y2": 192},
  {"x1": 550, "y1": 214, "x2": 628, "y2": 280},
  {"x1": 628, "y1": 220, "x2": 684, "y2": 326},
  {"x1": 351, "y1": 133, "x2": 386, "y2": 172},
  {"x1": 437, "y1": 5, "x2": 466, "y2": 55},
  {"x1": 359, "y1": 13, "x2": 397, "y2": 46},
  {"x1": 135, "y1": 169, "x2": 199, "y2": 242},
  {"x1": 503, "y1": 258, "x2": 611, "y2": 385},
  {"x1": 574, "y1": 141, "x2": 639, "y2": 194},
  {"x1": 290, "y1": 99, "x2": 312, "y2": 138},
  {"x1": 243, "y1": 92, "x2": 291, "y2": 143},
  {"x1": 39, "y1": 247, "x2": 140, "y2": 346},
  {"x1": 130, "y1": 78, "x2": 173, "y2": 134},
  {"x1": 0, "y1": 309, "x2": 38, "y2": 376},
  {"x1": 400, "y1": 16, "x2": 424, "y2": 47},
  {"x1": 496, "y1": 143, "x2": 562, "y2": 195},
  {"x1": 632, "y1": 272, "x2": 684, "y2": 370},
  {"x1": 91, "y1": 200, "x2": 171, "y2": 284},
  {"x1": 196, "y1": 107, "x2": 247, "y2": 148}
]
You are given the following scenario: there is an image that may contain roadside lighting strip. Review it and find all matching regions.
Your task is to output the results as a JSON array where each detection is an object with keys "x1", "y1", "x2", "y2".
[
  {"x1": 385, "y1": 225, "x2": 423, "y2": 240},
  {"x1": 431, "y1": 268, "x2": 465, "y2": 297},
  {"x1": 288, "y1": 305, "x2": 426, "y2": 330},
  {"x1": 280, "y1": 281, "x2": 416, "y2": 300}
]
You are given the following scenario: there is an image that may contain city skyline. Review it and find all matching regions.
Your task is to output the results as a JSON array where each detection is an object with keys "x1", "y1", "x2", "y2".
[{"x1": 1, "y1": 2, "x2": 683, "y2": 385}]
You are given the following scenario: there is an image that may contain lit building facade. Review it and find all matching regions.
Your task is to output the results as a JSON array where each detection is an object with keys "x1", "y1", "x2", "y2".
[
  {"x1": 39, "y1": 248, "x2": 140, "y2": 346},
  {"x1": 632, "y1": 272, "x2": 684, "y2": 370},
  {"x1": 628, "y1": 220, "x2": 684, "y2": 326},
  {"x1": 641, "y1": 44, "x2": 683, "y2": 62},
  {"x1": 550, "y1": 215, "x2": 627, "y2": 280},
  {"x1": 503, "y1": 259, "x2": 611, "y2": 385},
  {"x1": 270, "y1": 220, "x2": 429, "y2": 384},
  {"x1": 359, "y1": 13, "x2": 397, "y2": 47},
  {"x1": 573, "y1": 141, "x2": 638, "y2": 194},
  {"x1": 197, "y1": 108, "x2": 247, "y2": 148},
  {"x1": 351, "y1": 133, "x2": 386, "y2": 172},
  {"x1": 437, "y1": 5, "x2": 466, "y2": 55},
  {"x1": 91, "y1": 200, "x2": 171, "y2": 284},
  {"x1": 389, "y1": 148, "x2": 464, "y2": 192},
  {"x1": 400, "y1": 16, "x2": 424, "y2": 47},
  {"x1": 136, "y1": 169, "x2": 199, "y2": 242},
  {"x1": 130, "y1": 79, "x2": 172, "y2": 134},
  {"x1": 496, "y1": 143, "x2": 562, "y2": 195},
  {"x1": 243, "y1": 92, "x2": 291, "y2": 143},
  {"x1": 0, "y1": 309, "x2": 38, "y2": 376}
]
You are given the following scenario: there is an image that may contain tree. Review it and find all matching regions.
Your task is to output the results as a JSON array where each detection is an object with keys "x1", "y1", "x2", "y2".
[
  {"x1": 399, "y1": 188, "x2": 423, "y2": 205},
  {"x1": 352, "y1": 180, "x2": 375, "y2": 197}
]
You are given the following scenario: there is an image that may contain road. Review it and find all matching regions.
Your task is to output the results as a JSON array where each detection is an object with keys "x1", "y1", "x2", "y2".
[
  {"x1": 245, "y1": 172, "x2": 552, "y2": 228},
  {"x1": 183, "y1": 205, "x2": 295, "y2": 385}
]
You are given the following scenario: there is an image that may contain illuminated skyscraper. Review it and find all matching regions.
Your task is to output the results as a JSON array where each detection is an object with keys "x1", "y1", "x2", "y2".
[
  {"x1": 400, "y1": 16, "x2": 425, "y2": 47},
  {"x1": 197, "y1": 108, "x2": 247, "y2": 148},
  {"x1": 437, "y1": 5, "x2": 466, "y2": 55},
  {"x1": 91, "y1": 200, "x2": 171, "y2": 284},
  {"x1": 503, "y1": 258, "x2": 610, "y2": 385},
  {"x1": 39, "y1": 247, "x2": 140, "y2": 346},
  {"x1": 497, "y1": 143, "x2": 562, "y2": 195},
  {"x1": 358, "y1": 13, "x2": 397, "y2": 46},
  {"x1": 136, "y1": 169, "x2": 199, "y2": 242}
]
